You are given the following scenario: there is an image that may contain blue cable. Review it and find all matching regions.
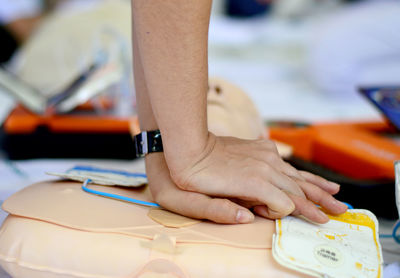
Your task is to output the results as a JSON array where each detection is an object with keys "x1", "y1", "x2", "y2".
[
  {"x1": 70, "y1": 165, "x2": 147, "y2": 178},
  {"x1": 80, "y1": 174, "x2": 400, "y2": 243},
  {"x1": 82, "y1": 178, "x2": 161, "y2": 208},
  {"x1": 342, "y1": 202, "x2": 353, "y2": 209},
  {"x1": 379, "y1": 220, "x2": 400, "y2": 243},
  {"x1": 392, "y1": 220, "x2": 400, "y2": 244}
]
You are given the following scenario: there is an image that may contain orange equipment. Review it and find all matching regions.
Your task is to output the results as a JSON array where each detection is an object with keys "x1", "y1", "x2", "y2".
[{"x1": 269, "y1": 120, "x2": 400, "y2": 181}]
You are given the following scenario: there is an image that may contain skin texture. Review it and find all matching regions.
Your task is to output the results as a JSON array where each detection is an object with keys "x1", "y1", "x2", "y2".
[{"x1": 131, "y1": 0, "x2": 347, "y2": 224}]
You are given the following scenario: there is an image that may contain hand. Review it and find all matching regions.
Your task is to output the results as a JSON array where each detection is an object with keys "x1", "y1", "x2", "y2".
[
  {"x1": 145, "y1": 152, "x2": 256, "y2": 224},
  {"x1": 169, "y1": 132, "x2": 347, "y2": 223},
  {"x1": 239, "y1": 171, "x2": 347, "y2": 223}
]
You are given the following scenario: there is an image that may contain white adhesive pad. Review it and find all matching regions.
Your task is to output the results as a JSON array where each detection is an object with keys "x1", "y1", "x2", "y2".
[
  {"x1": 47, "y1": 165, "x2": 147, "y2": 187},
  {"x1": 273, "y1": 209, "x2": 383, "y2": 278}
]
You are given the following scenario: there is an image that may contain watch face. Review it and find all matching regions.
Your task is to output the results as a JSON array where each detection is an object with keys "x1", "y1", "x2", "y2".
[{"x1": 360, "y1": 86, "x2": 400, "y2": 130}]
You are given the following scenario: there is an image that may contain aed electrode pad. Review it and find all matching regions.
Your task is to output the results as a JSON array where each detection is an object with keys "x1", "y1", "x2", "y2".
[{"x1": 273, "y1": 210, "x2": 383, "y2": 278}]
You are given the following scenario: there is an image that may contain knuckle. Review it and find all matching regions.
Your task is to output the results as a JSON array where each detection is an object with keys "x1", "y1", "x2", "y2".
[
  {"x1": 177, "y1": 182, "x2": 193, "y2": 191},
  {"x1": 261, "y1": 163, "x2": 273, "y2": 175},
  {"x1": 313, "y1": 189, "x2": 328, "y2": 205},
  {"x1": 284, "y1": 162, "x2": 297, "y2": 172},
  {"x1": 248, "y1": 175, "x2": 265, "y2": 188},
  {"x1": 173, "y1": 175, "x2": 196, "y2": 191},
  {"x1": 265, "y1": 140, "x2": 276, "y2": 149},
  {"x1": 265, "y1": 152, "x2": 280, "y2": 164},
  {"x1": 220, "y1": 198, "x2": 234, "y2": 210}
]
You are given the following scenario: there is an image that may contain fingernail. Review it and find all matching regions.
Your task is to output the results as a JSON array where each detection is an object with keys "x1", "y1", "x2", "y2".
[
  {"x1": 236, "y1": 210, "x2": 253, "y2": 223},
  {"x1": 328, "y1": 181, "x2": 340, "y2": 190}
]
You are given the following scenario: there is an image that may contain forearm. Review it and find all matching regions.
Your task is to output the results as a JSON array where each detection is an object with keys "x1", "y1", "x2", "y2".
[
  {"x1": 132, "y1": 0, "x2": 212, "y2": 173},
  {"x1": 132, "y1": 20, "x2": 158, "y2": 131}
]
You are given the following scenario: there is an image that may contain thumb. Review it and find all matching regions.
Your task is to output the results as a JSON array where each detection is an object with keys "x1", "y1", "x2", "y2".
[{"x1": 155, "y1": 187, "x2": 255, "y2": 224}]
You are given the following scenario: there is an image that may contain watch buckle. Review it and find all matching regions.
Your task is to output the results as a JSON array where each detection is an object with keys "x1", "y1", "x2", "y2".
[{"x1": 135, "y1": 131, "x2": 148, "y2": 158}]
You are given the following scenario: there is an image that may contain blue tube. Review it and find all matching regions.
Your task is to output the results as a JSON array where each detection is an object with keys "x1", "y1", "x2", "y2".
[
  {"x1": 70, "y1": 165, "x2": 147, "y2": 178},
  {"x1": 392, "y1": 220, "x2": 400, "y2": 244},
  {"x1": 82, "y1": 179, "x2": 160, "y2": 208},
  {"x1": 379, "y1": 220, "x2": 400, "y2": 243},
  {"x1": 342, "y1": 202, "x2": 354, "y2": 209}
]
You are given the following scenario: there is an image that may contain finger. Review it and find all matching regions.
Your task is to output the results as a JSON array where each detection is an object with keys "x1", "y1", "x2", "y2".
[
  {"x1": 256, "y1": 164, "x2": 306, "y2": 199},
  {"x1": 154, "y1": 186, "x2": 255, "y2": 224},
  {"x1": 296, "y1": 180, "x2": 348, "y2": 215},
  {"x1": 299, "y1": 171, "x2": 340, "y2": 194},
  {"x1": 288, "y1": 193, "x2": 330, "y2": 224},
  {"x1": 181, "y1": 159, "x2": 297, "y2": 215},
  {"x1": 248, "y1": 142, "x2": 306, "y2": 182},
  {"x1": 204, "y1": 175, "x2": 296, "y2": 216},
  {"x1": 232, "y1": 198, "x2": 262, "y2": 209},
  {"x1": 281, "y1": 161, "x2": 306, "y2": 181},
  {"x1": 253, "y1": 205, "x2": 291, "y2": 219},
  {"x1": 231, "y1": 199, "x2": 289, "y2": 219}
]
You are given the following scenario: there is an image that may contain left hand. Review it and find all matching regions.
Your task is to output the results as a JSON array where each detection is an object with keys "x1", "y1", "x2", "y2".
[{"x1": 234, "y1": 170, "x2": 347, "y2": 223}]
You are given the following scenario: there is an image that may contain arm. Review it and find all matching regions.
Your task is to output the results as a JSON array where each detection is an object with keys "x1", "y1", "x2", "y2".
[
  {"x1": 132, "y1": 12, "x2": 254, "y2": 224},
  {"x1": 132, "y1": 0, "x2": 210, "y2": 171},
  {"x1": 131, "y1": 0, "x2": 347, "y2": 223}
]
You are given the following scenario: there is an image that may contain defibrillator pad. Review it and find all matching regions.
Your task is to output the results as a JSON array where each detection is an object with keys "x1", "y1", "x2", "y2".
[{"x1": 273, "y1": 210, "x2": 383, "y2": 278}]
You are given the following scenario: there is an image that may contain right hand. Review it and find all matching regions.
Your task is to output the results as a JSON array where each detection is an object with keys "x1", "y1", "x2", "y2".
[
  {"x1": 146, "y1": 152, "x2": 256, "y2": 224},
  {"x1": 168, "y1": 132, "x2": 347, "y2": 223}
]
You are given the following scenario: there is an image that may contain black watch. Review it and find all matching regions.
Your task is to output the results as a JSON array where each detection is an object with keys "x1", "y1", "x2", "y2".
[{"x1": 134, "y1": 130, "x2": 163, "y2": 158}]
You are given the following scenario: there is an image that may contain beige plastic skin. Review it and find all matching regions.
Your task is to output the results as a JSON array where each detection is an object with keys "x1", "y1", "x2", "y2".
[
  {"x1": 2, "y1": 181, "x2": 274, "y2": 249},
  {"x1": 147, "y1": 209, "x2": 201, "y2": 228},
  {"x1": 0, "y1": 215, "x2": 307, "y2": 278},
  {"x1": 0, "y1": 181, "x2": 310, "y2": 278}
]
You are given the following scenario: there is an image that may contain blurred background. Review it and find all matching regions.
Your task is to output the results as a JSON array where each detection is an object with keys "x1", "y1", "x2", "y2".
[
  {"x1": 1, "y1": 0, "x2": 399, "y2": 123},
  {"x1": 0, "y1": 0, "x2": 399, "y2": 276}
]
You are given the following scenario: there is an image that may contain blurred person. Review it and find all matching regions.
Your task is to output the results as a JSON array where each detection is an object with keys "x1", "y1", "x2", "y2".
[{"x1": 0, "y1": 0, "x2": 43, "y2": 63}]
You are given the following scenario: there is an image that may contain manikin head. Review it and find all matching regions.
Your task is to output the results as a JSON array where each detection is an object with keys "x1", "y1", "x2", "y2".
[{"x1": 207, "y1": 77, "x2": 267, "y2": 140}]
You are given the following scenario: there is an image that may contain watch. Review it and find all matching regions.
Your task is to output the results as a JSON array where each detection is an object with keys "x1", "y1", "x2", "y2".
[{"x1": 134, "y1": 130, "x2": 163, "y2": 158}]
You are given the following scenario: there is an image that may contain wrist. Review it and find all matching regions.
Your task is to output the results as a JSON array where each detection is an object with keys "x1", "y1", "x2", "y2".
[
  {"x1": 166, "y1": 131, "x2": 216, "y2": 185},
  {"x1": 159, "y1": 115, "x2": 209, "y2": 164},
  {"x1": 145, "y1": 152, "x2": 166, "y2": 175}
]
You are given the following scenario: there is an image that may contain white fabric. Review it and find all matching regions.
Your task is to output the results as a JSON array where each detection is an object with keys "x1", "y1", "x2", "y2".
[
  {"x1": 308, "y1": 0, "x2": 400, "y2": 99},
  {"x1": 0, "y1": 0, "x2": 42, "y2": 24}
]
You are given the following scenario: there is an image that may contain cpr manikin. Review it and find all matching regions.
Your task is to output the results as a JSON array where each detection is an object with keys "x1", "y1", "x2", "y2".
[{"x1": 0, "y1": 78, "x2": 302, "y2": 278}]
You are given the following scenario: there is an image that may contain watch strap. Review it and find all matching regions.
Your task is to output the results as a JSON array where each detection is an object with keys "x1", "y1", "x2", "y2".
[{"x1": 134, "y1": 130, "x2": 163, "y2": 157}]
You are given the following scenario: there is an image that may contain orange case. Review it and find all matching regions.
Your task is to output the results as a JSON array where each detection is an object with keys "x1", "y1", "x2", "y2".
[
  {"x1": 4, "y1": 105, "x2": 134, "y2": 134},
  {"x1": 269, "y1": 121, "x2": 400, "y2": 180},
  {"x1": 6, "y1": 106, "x2": 400, "y2": 180}
]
